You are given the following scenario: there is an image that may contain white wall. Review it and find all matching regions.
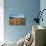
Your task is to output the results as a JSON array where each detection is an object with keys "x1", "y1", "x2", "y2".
[
  {"x1": 0, "y1": 0, "x2": 4, "y2": 42},
  {"x1": 40, "y1": 0, "x2": 46, "y2": 27}
]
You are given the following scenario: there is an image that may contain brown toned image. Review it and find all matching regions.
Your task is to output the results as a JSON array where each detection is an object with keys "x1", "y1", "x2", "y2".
[
  {"x1": 17, "y1": 18, "x2": 25, "y2": 25},
  {"x1": 9, "y1": 17, "x2": 25, "y2": 25},
  {"x1": 9, "y1": 17, "x2": 17, "y2": 25}
]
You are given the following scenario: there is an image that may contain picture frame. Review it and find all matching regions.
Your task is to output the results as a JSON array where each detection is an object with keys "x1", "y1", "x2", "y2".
[{"x1": 9, "y1": 16, "x2": 25, "y2": 25}]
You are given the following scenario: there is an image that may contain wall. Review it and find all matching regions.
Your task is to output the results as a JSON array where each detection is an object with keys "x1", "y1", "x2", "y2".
[
  {"x1": 4, "y1": 0, "x2": 40, "y2": 42},
  {"x1": 0, "y1": 0, "x2": 4, "y2": 42},
  {"x1": 40, "y1": 0, "x2": 46, "y2": 27}
]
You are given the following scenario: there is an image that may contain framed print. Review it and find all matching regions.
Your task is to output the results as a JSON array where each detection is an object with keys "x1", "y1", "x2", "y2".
[{"x1": 9, "y1": 16, "x2": 25, "y2": 25}]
